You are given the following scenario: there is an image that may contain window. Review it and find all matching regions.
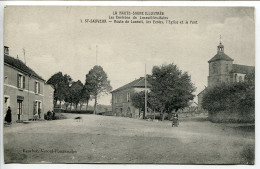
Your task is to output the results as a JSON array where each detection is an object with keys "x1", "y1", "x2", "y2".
[
  {"x1": 212, "y1": 63, "x2": 217, "y2": 74},
  {"x1": 35, "y1": 81, "x2": 40, "y2": 94},
  {"x1": 33, "y1": 101, "x2": 42, "y2": 114},
  {"x1": 17, "y1": 73, "x2": 25, "y2": 89},
  {"x1": 127, "y1": 92, "x2": 130, "y2": 102},
  {"x1": 17, "y1": 100, "x2": 23, "y2": 117}
]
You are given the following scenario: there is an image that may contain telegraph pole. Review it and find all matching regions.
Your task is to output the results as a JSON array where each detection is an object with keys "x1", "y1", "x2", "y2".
[
  {"x1": 144, "y1": 64, "x2": 147, "y2": 119},
  {"x1": 96, "y1": 45, "x2": 98, "y2": 65}
]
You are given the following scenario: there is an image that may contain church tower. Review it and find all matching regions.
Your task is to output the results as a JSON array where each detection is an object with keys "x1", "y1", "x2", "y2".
[{"x1": 208, "y1": 41, "x2": 234, "y2": 87}]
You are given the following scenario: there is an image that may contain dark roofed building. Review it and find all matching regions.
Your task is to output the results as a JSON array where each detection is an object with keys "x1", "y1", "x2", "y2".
[
  {"x1": 4, "y1": 54, "x2": 44, "y2": 81},
  {"x1": 197, "y1": 42, "x2": 255, "y2": 113},
  {"x1": 111, "y1": 77, "x2": 151, "y2": 93},
  {"x1": 3, "y1": 46, "x2": 54, "y2": 122},
  {"x1": 111, "y1": 77, "x2": 150, "y2": 118},
  {"x1": 231, "y1": 64, "x2": 255, "y2": 74}
]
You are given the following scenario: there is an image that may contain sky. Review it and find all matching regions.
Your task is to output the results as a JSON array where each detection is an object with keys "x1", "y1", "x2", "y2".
[{"x1": 4, "y1": 6, "x2": 255, "y2": 105}]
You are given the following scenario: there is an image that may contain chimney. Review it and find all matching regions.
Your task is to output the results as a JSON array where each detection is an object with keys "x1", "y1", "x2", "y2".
[{"x1": 4, "y1": 46, "x2": 9, "y2": 55}]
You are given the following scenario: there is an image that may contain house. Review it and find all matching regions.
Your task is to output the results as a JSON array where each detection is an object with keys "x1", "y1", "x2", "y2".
[
  {"x1": 111, "y1": 77, "x2": 151, "y2": 118},
  {"x1": 197, "y1": 42, "x2": 255, "y2": 112},
  {"x1": 3, "y1": 46, "x2": 54, "y2": 122}
]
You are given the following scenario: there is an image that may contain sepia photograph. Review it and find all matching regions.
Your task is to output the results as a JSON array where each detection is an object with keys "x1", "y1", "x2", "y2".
[{"x1": 2, "y1": 6, "x2": 255, "y2": 164}]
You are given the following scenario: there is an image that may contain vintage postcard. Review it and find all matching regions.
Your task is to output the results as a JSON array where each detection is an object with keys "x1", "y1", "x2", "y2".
[{"x1": 2, "y1": 6, "x2": 255, "y2": 164}]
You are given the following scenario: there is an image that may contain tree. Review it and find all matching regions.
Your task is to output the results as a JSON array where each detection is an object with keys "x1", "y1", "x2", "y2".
[
  {"x1": 70, "y1": 80, "x2": 84, "y2": 110},
  {"x1": 131, "y1": 91, "x2": 163, "y2": 119},
  {"x1": 47, "y1": 72, "x2": 72, "y2": 107},
  {"x1": 131, "y1": 91, "x2": 145, "y2": 118},
  {"x1": 245, "y1": 71, "x2": 255, "y2": 85},
  {"x1": 79, "y1": 86, "x2": 91, "y2": 110},
  {"x1": 202, "y1": 82, "x2": 255, "y2": 115},
  {"x1": 147, "y1": 91, "x2": 164, "y2": 120},
  {"x1": 148, "y1": 64, "x2": 196, "y2": 120},
  {"x1": 85, "y1": 65, "x2": 112, "y2": 114}
]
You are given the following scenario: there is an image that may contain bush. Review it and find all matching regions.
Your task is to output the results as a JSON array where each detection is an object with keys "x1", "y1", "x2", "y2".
[
  {"x1": 202, "y1": 82, "x2": 254, "y2": 123},
  {"x1": 54, "y1": 113, "x2": 67, "y2": 120}
]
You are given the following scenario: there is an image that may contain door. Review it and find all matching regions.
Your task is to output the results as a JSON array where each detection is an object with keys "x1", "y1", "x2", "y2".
[
  {"x1": 4, "y1": 96, "x2": 10, "y2": 121},
  {"x1": 38, "y1": 102, "x2": 41, "y2": 118},
  {"x1": 17, "y1": 100, "x2": 23, "y2": 120}
]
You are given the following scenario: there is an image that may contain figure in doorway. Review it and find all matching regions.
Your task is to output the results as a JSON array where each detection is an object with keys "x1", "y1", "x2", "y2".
[
  {"x1": 38, "y1": 108, "x2": 41, "y2": 119},
  {"x1": 5, "y1": 106, "x2": 12, "y2": 124}
]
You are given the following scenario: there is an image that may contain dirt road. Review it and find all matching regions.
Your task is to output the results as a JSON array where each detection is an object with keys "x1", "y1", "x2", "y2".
[{"x1": 4, "y1": 114, "x2": 254, "y2": 164}]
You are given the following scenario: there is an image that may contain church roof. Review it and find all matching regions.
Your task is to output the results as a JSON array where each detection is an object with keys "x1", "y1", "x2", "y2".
[
  {"x1": 111, "y1": 77, "x2": 151, "y2": 93},
  {"x1": 231, "y1": 64, "x2": 255, "y2": 74},
  {"x1": 208, "y1": 52, "x2": 234, "y2": 63},
  {"x1": 197, "y1": 88, "x2": 207, "y2": 96},
  {"x1": 4, "y1": 54, "x2": 45, "y2": 81}
]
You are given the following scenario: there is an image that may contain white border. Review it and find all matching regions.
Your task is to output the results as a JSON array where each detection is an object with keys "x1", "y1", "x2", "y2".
[{"x1": 0, "y1": 1, "x2": 259, "y2": 169}]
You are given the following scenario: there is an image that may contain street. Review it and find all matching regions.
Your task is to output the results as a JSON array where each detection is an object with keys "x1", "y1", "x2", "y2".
[{"x1": 4, "y1": 113, "x2": 254, "y2": 164}]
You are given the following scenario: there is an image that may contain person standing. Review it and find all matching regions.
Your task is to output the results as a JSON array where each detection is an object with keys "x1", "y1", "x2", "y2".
[
  {"x1": 5, "y1": 106, "x2": 12, "y2": 124},
  {"x1": 38, "y1": 108, "x2": 41, "y2": 119}
]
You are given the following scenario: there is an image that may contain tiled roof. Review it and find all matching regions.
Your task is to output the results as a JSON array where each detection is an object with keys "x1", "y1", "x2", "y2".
[
  {"x1": 197, "y1": 88, "x2": 207, "y2": 96},
  {"x1": 111, "y1": 77, "x2": 151, "y2": 93},
  {"x1": 4, "y1": 54, "x2": 45, "y2": 81},
  {"x1": 208, "y1": 52, "x2": 234, "y2": 63},
  {"x1": 231, "y1": 64, "x2": 255, "y2": 74}
]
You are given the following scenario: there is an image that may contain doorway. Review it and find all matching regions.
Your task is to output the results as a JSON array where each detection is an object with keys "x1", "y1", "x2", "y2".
[
  {"x1": 17, "y1": 99, "x2": 23, "y2": 120},
  {"x1": 4, "y1": 96, "x2": 10, "y2": 121}
]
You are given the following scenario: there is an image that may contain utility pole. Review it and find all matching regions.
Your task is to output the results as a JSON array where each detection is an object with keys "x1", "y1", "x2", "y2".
[
  {"x1": 96, "y1": 45, "x2": 98, "y2": 65},
  {"x1": 144, "y1": 64, "x2": 147, "y2": 119}
]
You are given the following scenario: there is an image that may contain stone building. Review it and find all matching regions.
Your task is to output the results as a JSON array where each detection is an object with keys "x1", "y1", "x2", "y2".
[
  {"x1": 197, "y1": 42, "x2": 255, "y2": 112},
  {"x1": 111, "y1": 77, "x2": 151, "y2": 118},
  {"x1": 3, "y1": 46, "x2": 54, "y2": 122}
]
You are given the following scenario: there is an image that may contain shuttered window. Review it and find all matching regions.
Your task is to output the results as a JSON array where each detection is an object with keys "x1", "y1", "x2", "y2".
[
  {"x1": 33, "y1": 101, "x2": 37, "y2": 114},
  {"x1": 35, "y1": 81, "x2": 40, "y2": 94},
  {"x1": 17, "y1": 73, "x2": 25, "y2": 89},
  {"x1": 38, "y1": 83, "x2": 40, "y2": 94},
  {"x1": 35, "y1": 82, "x2": 37, "y2": 93},
  {"x1": 23, "y1": 76, "x2": 25, "y2": 89},
  {"x1": 17, "y1": 73, "x2": 19, "y2": 87}
]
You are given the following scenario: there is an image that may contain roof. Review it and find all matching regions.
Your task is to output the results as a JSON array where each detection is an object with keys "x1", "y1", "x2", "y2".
[
  {"x1": 231, "y1": 64, "x2": 255, "y2": 74},
  {"x1": 111, "y1": 77, "x2": 151, "y2": 93},
  {"x1": 208, "y1": 52, "x2": 234, "y2": 63},
  {"x1": 197, "y1": 88, "x2": 207, "y2": 96},
  {"x1": 188, "y1": 101, "x2": 198, "y2": 107},
  {"x1": 4, "y1": 54, "x2": 45, "y2": 81}
]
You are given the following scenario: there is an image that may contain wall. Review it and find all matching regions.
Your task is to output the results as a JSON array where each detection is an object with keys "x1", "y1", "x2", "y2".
[
  {"x1": 111, "y1": 87, "x2": 150, "y2": 118},
  {"x1": 43, "y1": 84, "x2": 54, "y2": 113},
  {"x1": 231, "y1": 73, "x2": 246, "y2": 83},
  {"x1": 208, "y1": 60, "x2": 233, "y2": 86},
  {"x1": 4, "y1": 64, "x2": 45, "y2": 122}
]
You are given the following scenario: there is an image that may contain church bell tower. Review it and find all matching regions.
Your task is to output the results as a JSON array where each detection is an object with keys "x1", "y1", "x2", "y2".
[{"x1": 208, "y1": 38, "x2": 234, "y2": 87}]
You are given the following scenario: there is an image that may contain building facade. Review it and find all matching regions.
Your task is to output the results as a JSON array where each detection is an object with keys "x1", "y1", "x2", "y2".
[
  {"x1": 197, "y1": 42, "x2": 255, "y2": 112},
  {"x1": 111, "y1": 77, "x2": 151, "y2": 118},
  {"x1": 3, "y1": 46, "x2": 54, "y2": 122}
]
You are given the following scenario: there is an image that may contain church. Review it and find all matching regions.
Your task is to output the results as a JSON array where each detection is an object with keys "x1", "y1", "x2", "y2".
[{"x1": 197, "y1": 42, "x2": 255, "y2": 113}]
